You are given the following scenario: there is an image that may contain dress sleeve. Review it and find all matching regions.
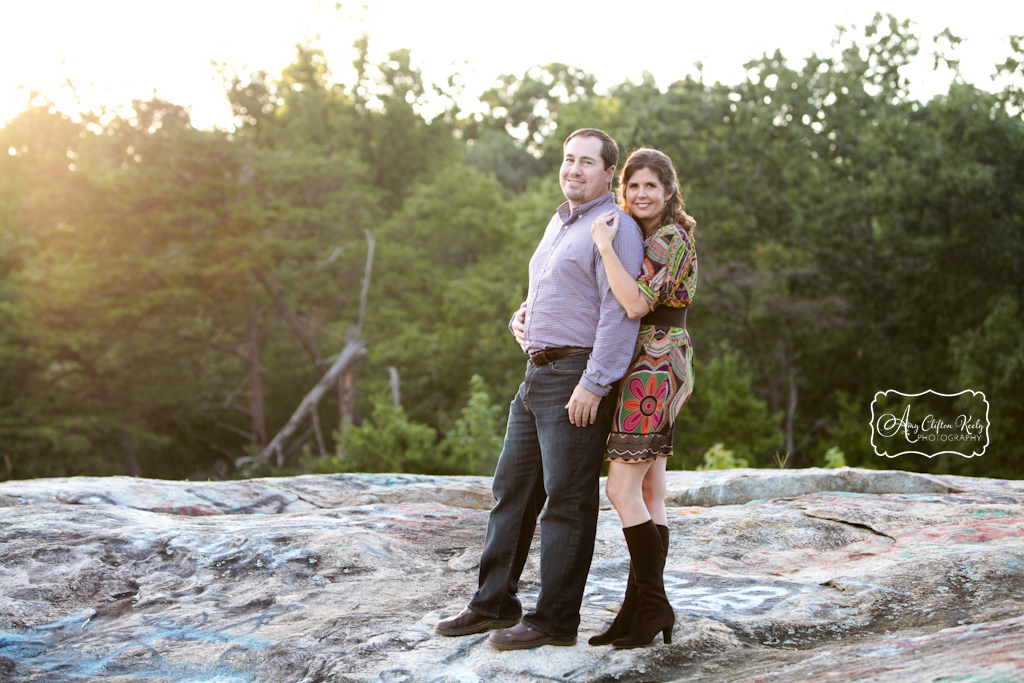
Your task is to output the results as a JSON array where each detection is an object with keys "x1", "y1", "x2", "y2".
[{"x1": 636, "y1": 225, "x2": 696, "y2": 309}]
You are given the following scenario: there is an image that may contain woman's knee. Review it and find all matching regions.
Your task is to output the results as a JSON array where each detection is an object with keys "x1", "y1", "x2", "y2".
[
  {"x1": 641, "y1": 482, "x2": 663, "y2": 504},
  {"x1": 606, "y1": 477, "x2": 641, "y2": 509},
  {"x1": 641, "y1": 474, "x2": 666, "y2": 504},
  {"x1": 605, "y1": 477, "x2": 627, "y2": 507}
]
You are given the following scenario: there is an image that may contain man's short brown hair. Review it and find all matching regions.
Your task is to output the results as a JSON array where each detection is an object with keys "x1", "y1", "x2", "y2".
[{"x1": 563, "y1": 128, "x2": 619, "y2": 170}]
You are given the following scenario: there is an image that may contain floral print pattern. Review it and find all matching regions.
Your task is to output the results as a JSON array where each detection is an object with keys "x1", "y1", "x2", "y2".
[
  {"x1": 621, "y1": 371, "x2": 671, "y2": 433},
  {"x1": 606, "y1": 224, "x2": 697, "y2": 463}
]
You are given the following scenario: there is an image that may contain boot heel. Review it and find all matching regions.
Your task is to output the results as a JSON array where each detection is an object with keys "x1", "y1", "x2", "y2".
[{"x1": 663, "y1": 627, "x2": 672, "y2": 644}]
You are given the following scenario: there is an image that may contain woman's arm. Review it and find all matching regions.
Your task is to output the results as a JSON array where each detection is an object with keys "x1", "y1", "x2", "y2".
[{"x1": 591, "y1": 210, "x2": 652, "y2": 320}]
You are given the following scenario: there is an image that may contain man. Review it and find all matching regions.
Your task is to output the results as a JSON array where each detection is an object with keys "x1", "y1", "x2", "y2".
[{"x1": 434, "y1": 129, "x2": 644, "y2": 649}]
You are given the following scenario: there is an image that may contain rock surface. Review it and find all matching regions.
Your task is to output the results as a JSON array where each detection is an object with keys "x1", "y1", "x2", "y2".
[{"x1": 0, "y1": 467, "x2": 1022, "y2": 683}]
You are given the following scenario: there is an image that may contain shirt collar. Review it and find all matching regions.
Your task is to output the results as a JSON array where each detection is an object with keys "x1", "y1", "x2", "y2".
[{"x1": 557, "y1": 192, "x2": 616, "y2": 224}]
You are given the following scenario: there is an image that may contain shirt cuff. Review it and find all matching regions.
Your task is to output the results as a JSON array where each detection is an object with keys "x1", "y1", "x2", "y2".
[{"x1": 579, "y1": 375, "x2": 610, "y2": 397}]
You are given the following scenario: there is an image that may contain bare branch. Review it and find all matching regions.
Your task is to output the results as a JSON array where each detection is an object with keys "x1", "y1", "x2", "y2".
[
  {"x1": 221, "y1": 374, "x2": 250, "y2": 408},
  {"x1": 207, "y1": 442, "x2": 240, "y2": 462},
  {"x1": 246, "y1": 303, "x2": 267, "y2": 450},
  {"x1": 252, "y1": 269, "x2": 325, "y2": 369},
  {"x1": 236, "y1": 341, "x2": 367, "y2": 467},
  {"x1": 216, "y1": 420, "x2": 256, "y2": 441},
  {"x1": 388, "y1": 366, "x2": 401, "y2": 407},
  {"x1": 318, "y1": 241, "x2": 357, "y2": 267},
  {"x1": 238, "y1": 231, "x2": 376, "y2": 469},
  {"x1": 351, "y1": 230, "x2": 375, "y2": 340},
  {"x1": 311, "y1": 409, "x2": 327, "y2": 458},
  {"x1": 195, "y1": 403, "x2": 253, "y2": 417}
]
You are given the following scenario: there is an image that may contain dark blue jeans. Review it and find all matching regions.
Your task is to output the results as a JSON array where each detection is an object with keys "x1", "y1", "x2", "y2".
[{"x1": 468, "y1": 354, "x2": 615, "y2": 637}]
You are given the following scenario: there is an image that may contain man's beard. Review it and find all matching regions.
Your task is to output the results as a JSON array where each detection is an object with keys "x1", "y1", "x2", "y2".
[{"x1": 561, "y1": 176, "x2": 587, "y2": 202}]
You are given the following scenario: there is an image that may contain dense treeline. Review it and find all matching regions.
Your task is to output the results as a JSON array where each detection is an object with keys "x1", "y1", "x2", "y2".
[{"x1": 1, "y1": 16, "x2": 1022, "y2": 481}]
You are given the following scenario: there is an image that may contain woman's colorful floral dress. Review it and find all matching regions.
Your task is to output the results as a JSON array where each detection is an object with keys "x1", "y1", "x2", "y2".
[{"x1": 606, "y1": 224, "x2": 697, "y2": 462}]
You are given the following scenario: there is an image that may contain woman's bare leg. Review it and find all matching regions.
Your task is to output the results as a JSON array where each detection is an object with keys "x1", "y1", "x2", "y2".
[
  {"x1": 606, "y1": 460, "x2": 656, "y2": 528},
  {"x1": 641, "y1": 457, "x2": 668, "y2": 526}
]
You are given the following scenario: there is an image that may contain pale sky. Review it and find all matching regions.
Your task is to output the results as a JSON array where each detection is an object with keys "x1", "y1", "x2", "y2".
[{"x1": 2, "y1": 1, "x2": 1020, "y2": 129}]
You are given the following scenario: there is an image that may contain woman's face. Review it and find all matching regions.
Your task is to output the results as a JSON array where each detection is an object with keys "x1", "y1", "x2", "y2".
[{"x1": 624, "y1": 167, "x2": 670, "y2": 230}]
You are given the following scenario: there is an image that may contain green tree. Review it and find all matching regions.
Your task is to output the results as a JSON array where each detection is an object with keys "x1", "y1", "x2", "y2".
[
  {"x1": 440, "y1": 374, "x2": 505, "y2": 475},
  {"x1": 673, "y1": 346, "x2": 782, "y2": 469},
  {"x1": 334, "y1": 394, "x2": 442, "y2": 474},
  {"x1": 4, "y1": 17, "x2": 1024, "y2": 482},
  {"x1": 360, "y1": 162, "x2": 528, "y2": 431},
  {"x1": 948, "y1": 295, "x2": 1024, "y2": 478}
]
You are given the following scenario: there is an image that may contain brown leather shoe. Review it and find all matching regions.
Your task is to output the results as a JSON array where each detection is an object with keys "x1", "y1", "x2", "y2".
[
  {"x1": 434, "y1": 608, "x2": 518, "y2": 636},
  {"x1": 487, "y1": 622, "x2": 576, "y2": 650}
]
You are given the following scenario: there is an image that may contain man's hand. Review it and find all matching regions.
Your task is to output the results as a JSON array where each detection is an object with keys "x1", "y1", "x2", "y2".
[
  {"x1": 511, "y1": 308, "x2": 527, "y2": 352},
  {"x1": 565, "y1": 384, "x2": 601, "y2": 427}
]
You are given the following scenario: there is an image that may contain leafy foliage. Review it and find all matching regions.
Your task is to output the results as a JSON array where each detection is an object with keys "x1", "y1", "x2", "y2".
[
  {"x1": 696, "y1": 443, "x2": 750, "y2": 471},
  {"x1": 823, "y1": 447, "x2": 848, "y2": 469},
  {"x1": 439, "y1": 374, "x2": 506, "y2": 476},
  {"x1": 948, "y1": 296, "x2": 1024, "y2": 478},
  {"x1": 672, "y1": 346, "x2": 782, "y2": 469},
  {"x1": 2, "y1": 16, "x2": 1022, "y2": 481},
  {"x1": 334, "y1": 395, "x2": 442, "y2": 474}
]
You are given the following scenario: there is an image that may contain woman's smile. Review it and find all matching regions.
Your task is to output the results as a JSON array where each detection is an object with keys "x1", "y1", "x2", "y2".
[{"x1": 625, "y1": 167, "x2": 670, "y2": 230}]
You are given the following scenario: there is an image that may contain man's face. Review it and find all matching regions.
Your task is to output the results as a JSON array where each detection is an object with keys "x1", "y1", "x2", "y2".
[{"x1": 560, "y1": 135, "x2": 615, "y2": 207}]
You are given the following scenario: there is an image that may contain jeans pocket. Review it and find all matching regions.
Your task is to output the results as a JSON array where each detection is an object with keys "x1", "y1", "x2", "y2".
[{"x1": 547, "y1": 354, "x2": 589, "y2": 376}]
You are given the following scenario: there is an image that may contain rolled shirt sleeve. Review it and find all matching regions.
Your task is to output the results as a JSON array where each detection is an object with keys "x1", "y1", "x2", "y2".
[
  {"x1": 581, "y1": 212, "x2": 644, "y2": 394},
  {"x1": 521, "y1": 193, "x2": 645, "y2": 397}
]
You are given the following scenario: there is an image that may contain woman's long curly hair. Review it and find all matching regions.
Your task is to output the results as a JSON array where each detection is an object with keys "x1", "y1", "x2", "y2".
[{"x1": 618, "y1": 148, "x2": 696, "y2": 238}]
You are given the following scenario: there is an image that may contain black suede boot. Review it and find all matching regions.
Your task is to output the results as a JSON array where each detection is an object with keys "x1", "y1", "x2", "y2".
[
  {"x1": 612, "y1": 520, "x2": 674, "y2": 648},
  {"x1": 589, "y1": 524, "x2": 669, "y2": 645}
]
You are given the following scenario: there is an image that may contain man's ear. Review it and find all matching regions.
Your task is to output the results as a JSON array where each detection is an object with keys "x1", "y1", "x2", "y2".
[{"x1": 605, "y1": 165, "x2": 616, "y2": 189}]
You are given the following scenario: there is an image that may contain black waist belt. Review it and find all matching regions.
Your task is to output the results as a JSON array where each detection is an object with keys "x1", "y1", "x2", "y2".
[
  {"x1": 641, "y1": 306, "x2": 688, "y2": 328},
  {"x1": 529, "y1": 346, "x2": 592, "y2": 366}
]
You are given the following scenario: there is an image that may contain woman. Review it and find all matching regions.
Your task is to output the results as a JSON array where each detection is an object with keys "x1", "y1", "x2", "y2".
[{"x1": 588, "y1": 148, "x2": 697, "y2": 649}]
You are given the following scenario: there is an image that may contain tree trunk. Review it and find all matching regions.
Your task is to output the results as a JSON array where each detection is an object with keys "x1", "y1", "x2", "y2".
[
  {"x1": 252, "y1": 269, "x2": 324, "y2": 370},
  {"x1": 388, "y1": 366, "x2": 401, "y2": 407},
  {"x1": 335, "y1": 230, "x2": 376, "y2": 455},
  {"x1": 336, "y1": 382, "x2": 346, "y2": 457},
  {"x1": 121, "y1": 428, "x2": 142, "y2": 477},
  {"x1": 311, "y1": 409, "x2": 327, "y2": 458},
  {"x1": 339, "y1": 354, "x2": 364, "y2": 427},
  {"x1": 247, "y1": 304, "x2": 267, "y2": 452},
  {"x1": 784, "y1": 366, "x2": 797, "y2": 458},
  {"x1": 246, "y1": 231, "x2": 376, "y2": 467},
  {"x1": 237, "y1": 341, "x2": 367, "y2": 468}
]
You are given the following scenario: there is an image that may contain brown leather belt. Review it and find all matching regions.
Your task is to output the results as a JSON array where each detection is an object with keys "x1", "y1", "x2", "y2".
[
  {"x1": 529, "y1": 346, "x2": 592, "y2": 366},
  {"x1": 641, "y1": 305, "x2": 688, "y2": 329}
]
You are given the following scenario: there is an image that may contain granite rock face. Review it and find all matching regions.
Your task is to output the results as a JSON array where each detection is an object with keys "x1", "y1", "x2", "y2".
[{"x1": 0, "y1": 467, "x2": 1022, "y2": 683}]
